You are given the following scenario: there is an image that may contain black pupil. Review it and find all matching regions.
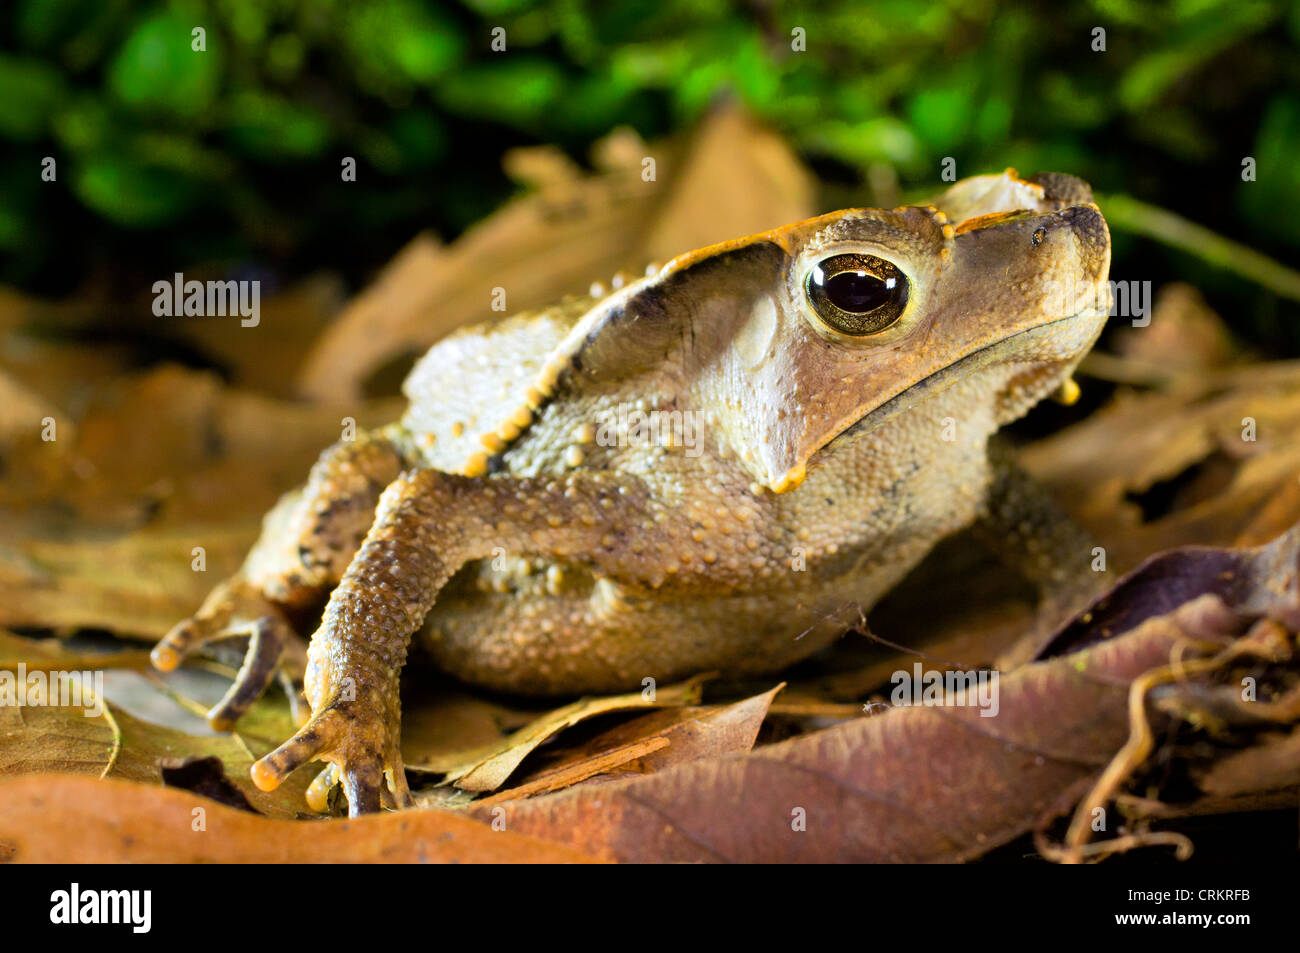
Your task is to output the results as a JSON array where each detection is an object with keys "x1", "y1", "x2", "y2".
[{"x1": 824, "y1": 270, "x2": 894, "y2": 313}]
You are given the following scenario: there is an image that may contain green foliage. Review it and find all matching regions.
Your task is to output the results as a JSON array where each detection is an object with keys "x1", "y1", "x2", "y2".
[
  {"x1": 1241, "y1": 95, "x2": 1300, "y2": 247},
  {"x1": 0, "y1": 0, "x2": 1296, "y2": 352},
  {"x1": 108, "y1": 10, "x2": 222, "y2": 118}
]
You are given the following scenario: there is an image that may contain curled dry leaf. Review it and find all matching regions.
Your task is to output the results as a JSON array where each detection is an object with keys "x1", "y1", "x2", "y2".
[
  {"x1": 396, "y1": 686, "x2": 540, "y2": 773},
  {"x1": 423, "y1": 675, "x2": 710, "y2": 792},
  {"x1": 0, "y1": 775, "x2": 600, "y2": 863},
  {"x1": 480, "y1": 684, "x2": 784, "y2": 804}
]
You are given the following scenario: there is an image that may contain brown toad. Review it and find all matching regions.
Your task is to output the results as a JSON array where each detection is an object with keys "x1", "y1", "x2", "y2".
[{"x1": 152, "y1": 170, "x2": 1112, "y2": 814}]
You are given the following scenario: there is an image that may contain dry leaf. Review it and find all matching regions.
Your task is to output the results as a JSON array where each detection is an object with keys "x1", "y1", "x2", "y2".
[
  {"x1": 0, "y1": 365, "x2": 399, "y2": 635},
  {"x1": 398, "y1": 687, "x2": 539, "y2": 772},
  {"x1": 1199, "y1": 730, "x2": 1300, "y2": 797},
  {"x1": 429, "y1": 675, "x2": 709, "y2": 791},
  {"x1": 167, "y1": 275, "x2": 345, "y2": 397},
  {"x1": 0, "y1": 775, "x2": 599, "y2": 863},
  {"x1": 483, "y1": 684, "x2": 783, "y2": 802},
  {"x1": 0, "y1": 630, "x2": 152, "y2": 672},
  {"x1": 0, "y1": 700, "x2": 312, "y2": 819},
  {"x1": 1024, "y1": 359, "x2": 1300, "y2": 568}
]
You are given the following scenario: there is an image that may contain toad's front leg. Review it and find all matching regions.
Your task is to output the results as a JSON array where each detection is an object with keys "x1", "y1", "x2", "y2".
[
  {"x1": 248, "y1": 470, "x2": 469, "y2": 814},
  {"x1": 249, "y1": 467, "x2": 673, "y2": 815}
]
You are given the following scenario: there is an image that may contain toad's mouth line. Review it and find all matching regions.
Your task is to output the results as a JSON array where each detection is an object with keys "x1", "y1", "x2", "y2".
[{"x1": 826, "y1": 308, "x2": 1107, "y2": 449}]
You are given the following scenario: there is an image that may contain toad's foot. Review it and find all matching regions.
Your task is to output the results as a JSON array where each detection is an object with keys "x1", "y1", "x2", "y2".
[
  {"x1": 151, "y1": 579, "x2": 308, "y2": 731},
  {"x1": 251, "y1": 691, "x2": 411, "y2": 816}
]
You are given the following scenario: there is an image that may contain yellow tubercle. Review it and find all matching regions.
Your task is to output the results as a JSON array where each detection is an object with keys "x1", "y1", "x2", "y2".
[
  {"x1": 770, "y1": 463, "x2": 807, "y2": 494},
  {"x1": 1052, "y1": 377, "x2": 1081, "y2": 406}
]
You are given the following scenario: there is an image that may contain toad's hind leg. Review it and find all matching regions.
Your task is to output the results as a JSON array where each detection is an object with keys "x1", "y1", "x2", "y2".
[{"x1": 151, "y1": 431, "x2": 405, "y2": 729}]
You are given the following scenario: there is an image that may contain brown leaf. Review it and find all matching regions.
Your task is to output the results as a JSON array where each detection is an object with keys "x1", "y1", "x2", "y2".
[
  {"x1": 0, "y1": 630, "x2": 152, "y2": 672},
  {"x1": 0, "y1": 700, "x2": 312, "y2": 819},
  {"x1": 475, "y1": 737, "x2": 671, "y2": 806},
  {"x1": 1110, "y1": 283, "x2": 1243, "y2": 373},
  {"x1": 0, "y1": 365, "x2": 400, "y2": 635},
  {"x1": 1198, "y1": 729, "x2": 1300, "y2": 797},
  {"x1": 399, "y1": 688, "x2": 539, "y2": 773},
  {"x1": 1023, "y1": 359, "x2": 1300, "y2": 567},
  {"x1": 166, "y1": 276, "x2": 345, "y2": 397},
  {"x1": 428, "y1": 675, "x2": 709, "y2": 792},
  {"x1": 1036, "y1": 521, "x2": 1300, "y2": 660},
  {"x1": 0, "y1": 775, "x2": 600, "y2": 863},
  {"x1": 483, "y1": 684, "x2": 783, "y2": 802}
]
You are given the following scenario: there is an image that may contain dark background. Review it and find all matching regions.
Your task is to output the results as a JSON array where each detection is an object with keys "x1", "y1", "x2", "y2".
[{"x1": 2, "y1": 0, "x2": 1298, "y2": 355}]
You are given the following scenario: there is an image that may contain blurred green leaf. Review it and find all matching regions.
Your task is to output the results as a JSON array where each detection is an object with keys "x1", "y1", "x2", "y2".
[
  {"x1": 345, "y1": 0, "x2": 465, "y2": 92},
  {"x1": 220, "y1": 0, "x2": 271, "y2": 46},
  {"x1": 386, "y1": 110, "x2": 449, "y2": 167},
  {"x1": 0, "y1": 202, "x2": 24, "y2": 250},
  {"x1": 1118, "y1": 0, "x2": 1277, "y2": 110},
  {"x1": 1239, "y1": 95, "x2": 1300, "y2": 247},
  {"x1": 224, "y1": 90, "x2": 331, "y2": 160},
  {"x1": 460, "y1": 0, "x2": 545, "y2": 15},
  {"x1": 16, "y1": 0, "x2": 99, "y2": 48},
  {"x1": 72, "y1": 153, "x2": 195, "y2": 226},
  {"x1": 130, "y1": 130, "x2": 234, "y2": 178},
  {"x1": 908, "y1": 81, "x2": 976, "y2": 151},
  {"x1": 108, "y1": 11, "x2": 222, "y2": 119},
  {"x1": 436, "y1": 57, "x2": 566, "y2": 127},
  {"x1": 52, "y1": 96, "x2": 112, "y2": 151},
  {"x1": 803, "y1": 117, "x2": 923, "y2": 168},
  {"x1": 265, "y1": 33, "x2": 306, "y2": 80},
  {"x1": 558, "y1": 72, "x2": 640, "y2": 136}
]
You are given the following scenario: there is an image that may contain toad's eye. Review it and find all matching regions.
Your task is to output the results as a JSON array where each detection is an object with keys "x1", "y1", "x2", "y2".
[{"x1": 804, "y1": 254, "x2": 909, "y2": 336}]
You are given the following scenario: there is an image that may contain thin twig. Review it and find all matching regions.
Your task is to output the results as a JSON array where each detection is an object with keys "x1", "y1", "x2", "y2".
[{"x1": 1099, "y1": 193, "x2": 1300, "y2": 302}]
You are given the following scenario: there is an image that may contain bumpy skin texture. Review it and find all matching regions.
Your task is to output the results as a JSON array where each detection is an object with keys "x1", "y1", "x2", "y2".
[{"x1": 153, "y1": 171, "x2": 1112, "y2": 814}]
